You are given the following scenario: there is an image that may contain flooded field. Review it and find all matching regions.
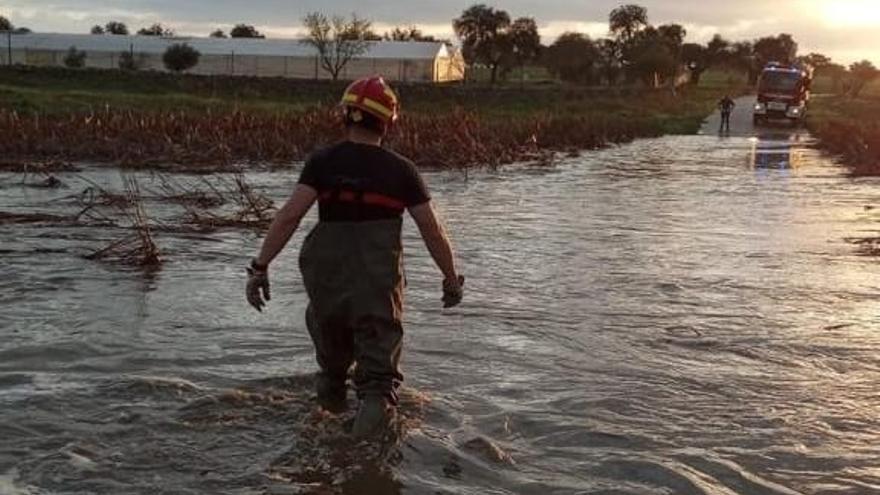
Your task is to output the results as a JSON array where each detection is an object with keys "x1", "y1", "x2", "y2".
[{"x1": 2, "y1": 104, "x2": 879, "y2": 494}]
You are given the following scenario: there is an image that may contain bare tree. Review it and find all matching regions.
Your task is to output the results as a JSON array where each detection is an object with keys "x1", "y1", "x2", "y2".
[{"x1": 301, "y1": 12, "x2": 375, "y2": 80}]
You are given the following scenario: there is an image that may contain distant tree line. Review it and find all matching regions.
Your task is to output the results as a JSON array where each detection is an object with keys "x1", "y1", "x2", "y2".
[
  {"x1": 0, "y1": 14, "x2": 31, "y2": 33},
  {"x1": 451, "y1": 3, "x2": 879, "y2": 93},
  {"x1": 4, "y1": 6, "x2": 877, "y2": 92}
]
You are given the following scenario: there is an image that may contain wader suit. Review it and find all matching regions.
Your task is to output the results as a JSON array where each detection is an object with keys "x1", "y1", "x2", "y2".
[{"x1": 297, "y1": 141, "x2": 431, "y2": 407}]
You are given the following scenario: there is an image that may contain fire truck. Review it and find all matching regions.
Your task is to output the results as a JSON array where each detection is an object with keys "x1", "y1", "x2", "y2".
[{"x1": 753, "y1": 62, "x2": 814, "y2": 125}]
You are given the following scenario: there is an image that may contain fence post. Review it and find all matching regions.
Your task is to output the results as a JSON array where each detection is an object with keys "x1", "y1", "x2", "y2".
[
  {"x1": 314, "y1": 56, "x2": 318, "y2": 80},
  {"x1": 231, "y1": 50, "x2": 235, "y2": 75},
  {"x1": 6, "y1": 30, "x2": 11, "y2": 66}
]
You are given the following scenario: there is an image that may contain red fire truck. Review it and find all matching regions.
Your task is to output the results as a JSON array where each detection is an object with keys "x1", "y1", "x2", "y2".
[{"x1": 753, "y1": 62, "x2": 814, "y2": 125}]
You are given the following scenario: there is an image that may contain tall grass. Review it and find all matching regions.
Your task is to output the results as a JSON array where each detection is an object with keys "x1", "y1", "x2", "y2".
[
  {"x1": 808, "y1": 94, "x2": 880, "y2": 176},
  {"x1": 0, "y1": 66, "x2": 741, "y2": 170}
]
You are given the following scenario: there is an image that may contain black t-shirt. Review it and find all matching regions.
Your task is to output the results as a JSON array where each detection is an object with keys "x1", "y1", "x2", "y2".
[
  {"x1": 298, "y1": 141, "x2": 431, "y2": 222},
  {"x1": 720, "y1": 97, "x2": 735, "y2": 112}
]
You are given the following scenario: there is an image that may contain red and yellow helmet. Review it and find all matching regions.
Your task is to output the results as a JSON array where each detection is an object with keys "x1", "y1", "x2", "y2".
[{"x1": 340, "y1": 76, "x2": 400, "y2": 129}]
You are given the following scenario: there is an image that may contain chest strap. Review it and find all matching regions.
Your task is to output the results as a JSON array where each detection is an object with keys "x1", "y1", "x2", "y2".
[{"x1": 319, "y1": 189, "x2": 406, "y2": 211}]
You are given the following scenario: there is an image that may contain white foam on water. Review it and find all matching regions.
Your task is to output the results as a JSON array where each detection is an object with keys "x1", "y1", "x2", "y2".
[{"x1": 0, "y1": 469, "x2": 43, "y2": 495}]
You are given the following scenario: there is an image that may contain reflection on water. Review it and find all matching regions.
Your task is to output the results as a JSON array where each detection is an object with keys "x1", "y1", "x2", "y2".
[
  {"x1": 1, "y1": 132, "x2": 879, "y2": 494},
  {"x1": 749, "y1": 132, "x2": 807, "y2": 170}
]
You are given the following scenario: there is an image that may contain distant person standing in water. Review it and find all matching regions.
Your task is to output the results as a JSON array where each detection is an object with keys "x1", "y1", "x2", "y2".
[
  {"x1": 245, "y1": 76, "x2": 464, "y2": 439},
  {"x1": 719, "y1": 95, "x2": 736, "y2": 132}
]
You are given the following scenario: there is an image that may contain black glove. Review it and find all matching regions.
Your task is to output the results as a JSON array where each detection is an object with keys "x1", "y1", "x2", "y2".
[
  {"x1": 246, "y1": 260, "x2": 271, "y2": 312},
  {"x1": 442, "y1": 275, "x2": 465, "y2": 308}
]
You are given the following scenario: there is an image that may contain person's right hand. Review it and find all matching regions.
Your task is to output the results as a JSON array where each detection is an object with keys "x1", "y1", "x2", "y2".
[
  {"x1": 442, "y1": 275, "x2": 465, "y2": 308},
  {"x1": 246, "y1": 264, "x2": 271, "y2": 312}
]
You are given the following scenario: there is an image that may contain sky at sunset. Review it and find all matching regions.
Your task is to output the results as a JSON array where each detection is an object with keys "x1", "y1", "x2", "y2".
[{"x1": 2, "y1": 0, "x2": 878, "y2": 64}]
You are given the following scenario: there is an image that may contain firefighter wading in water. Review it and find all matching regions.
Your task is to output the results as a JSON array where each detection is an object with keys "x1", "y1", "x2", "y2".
[{"x1": 246, "y1": 76, "x2": 464, "y2": 439}]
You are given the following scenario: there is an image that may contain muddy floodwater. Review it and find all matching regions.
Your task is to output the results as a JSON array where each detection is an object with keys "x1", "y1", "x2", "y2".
[{"x1": 2, "y1": 102, "x2": 880, "y2": 494}]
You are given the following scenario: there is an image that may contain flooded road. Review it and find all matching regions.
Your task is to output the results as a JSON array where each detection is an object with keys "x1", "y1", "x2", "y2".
[{"x1": 2, "y1": 107, "x2": 880, "y2": 494}]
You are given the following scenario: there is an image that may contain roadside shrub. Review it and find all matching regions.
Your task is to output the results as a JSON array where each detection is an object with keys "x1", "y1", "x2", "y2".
[
  {"x1": 63, "y1": 46, "x2": 87, "y2": 69},
  {"x1": 163, "y1": 44, "x2": 200, "y2": 73}
]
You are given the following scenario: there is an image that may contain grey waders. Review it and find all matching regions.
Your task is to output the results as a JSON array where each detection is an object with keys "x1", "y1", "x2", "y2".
[{"x1": 299, "y1": 218, "x2": 405, "y2": 436}]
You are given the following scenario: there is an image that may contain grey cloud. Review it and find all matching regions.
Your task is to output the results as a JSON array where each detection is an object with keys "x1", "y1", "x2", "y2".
[{"x1": 2, "y1": 0, "x2": 876, "y2": 63}]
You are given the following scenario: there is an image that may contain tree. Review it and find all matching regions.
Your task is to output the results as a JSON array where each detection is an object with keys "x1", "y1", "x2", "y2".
[
  {"x1": 230, "y1": 24, "x2": 264, "y2": 38},
  {"x1": 609, "y1": 4, "x2": 648, "y2": 45},
  {"x1": 91, "y1": 25, "x2": 105, "y2": 35},
  {"x1": 544, "y1": 32, "x2": 599, "y2": 84},
  {"x1": 626, "y1": 27, "x2": 677, "y2": 87},
  {"x1": 0, "y1": 16, "x2": 12, "y2": 31},
  {"x1": 359, "y1": 29, "x2": 383, "y2": 41},
  {"x1": 301, "y1": 12, "x2": 375, "y2": 81},
  {"x1": 849, "y1": 60, "x2": 879, "y2": 97},
  {"x1": 509, "y1": 17, "x2": 540, "y2": 73},
  {"x1": 105, "y1": 21, "x2": 129, "y2": 35},
  {"x1": 682, "y1": 43, "x2": 708, "y2": 85},
  {"x1": 63, "y1": 46, "x2": 87, "y2": 68},
  {"x1": 210, "y1": 29, "x2": 227, "y2": 38},
  {"x1": 596, "y1": 38, "x2": 622, "y2": 85},
  {"x1": 138, "y1": 23, "x2": 174, "y2": 37},
  {"x1": 799, "y1": 52, "x2": 831, "y2": 70},
  {"x1": 683, "y1": 35, "x2": 734, "y2": 86},
  {"x1": 386, "y1": 25, "x2": 435, "y2": 42},
  {"x1": 163, "y1": 43, "x2": 200, "y2": 72},
  {"x1": 13, "y1": 27, "x2": 30, "y2": 34},
  {"x1": 752, "y1": 33, "x2": 797, "y2": 82},
  {"x1": 817, "y1": 62, "x2": 849, "y2": 92},
  {"x1": 453, "y1": 4, "x2": 513, "y2": 84},
  {"x1": 823, "y1": 62, "x2": 848, "y2": 92},
  {"x1": 657, "y1": 23, "x2": 687, "y2": 90},
  {"x1": 729, "y1": 41, "x2": 754, "y2": 78},
  {"x1": 657, "y1": 24, "x2": 686, "y2": 49}
]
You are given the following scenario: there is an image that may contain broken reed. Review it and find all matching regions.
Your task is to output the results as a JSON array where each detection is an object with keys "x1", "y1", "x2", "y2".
[
  {"x1": 84, "y1": 176, "x2": 160, "y2": 267},
  {"x1": 0, "y1": 107, "x2": 656, "y2": 170}
]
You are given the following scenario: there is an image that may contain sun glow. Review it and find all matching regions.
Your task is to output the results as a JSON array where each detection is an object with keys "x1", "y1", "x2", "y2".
[{"x1": 818, "y1": 0, "x2": 880, "y2": 27}]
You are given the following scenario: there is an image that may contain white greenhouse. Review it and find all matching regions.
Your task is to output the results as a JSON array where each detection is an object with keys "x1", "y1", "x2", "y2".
[{"x1": 0, "y1": 32, "x2": 465, "y2": 83}]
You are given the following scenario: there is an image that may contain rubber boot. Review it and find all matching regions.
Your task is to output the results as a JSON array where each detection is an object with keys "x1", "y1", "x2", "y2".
[
  {"x1": 316, "y1": 374, "x2": 348, "y2": 414},
  {"x1": 351, "y1": 395, "x2": 395, "y2": 439}
]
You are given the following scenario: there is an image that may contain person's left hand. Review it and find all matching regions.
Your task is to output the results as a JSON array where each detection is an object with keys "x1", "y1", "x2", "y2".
[{"x1": 246, "y1": 263, "x2": 271, "y2": 312}]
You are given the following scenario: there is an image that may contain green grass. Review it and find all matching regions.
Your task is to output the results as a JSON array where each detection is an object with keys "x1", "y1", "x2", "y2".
[{"x1": 0, "y1": 65, "x2": 744, "y2": 122}]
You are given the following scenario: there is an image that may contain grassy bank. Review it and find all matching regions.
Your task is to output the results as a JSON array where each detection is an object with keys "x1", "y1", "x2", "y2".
[
  {"x1": 0, "y1": 66, "x2": 744, "y2": 170},
  {"x1": 807, "y1": 81, "x2": 880, "y2": 176}
]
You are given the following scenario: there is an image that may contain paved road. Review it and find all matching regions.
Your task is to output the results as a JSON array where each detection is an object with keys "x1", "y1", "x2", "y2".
[
  {"x1": 699, "y1": 95, "x2": 811, "y2": 139},
  {"x1": 700, "y1": 95, "x2": 813, "y2": 169},
  {"x1": 699, "y1": 95, "x2": 759, "y2": 137}
]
